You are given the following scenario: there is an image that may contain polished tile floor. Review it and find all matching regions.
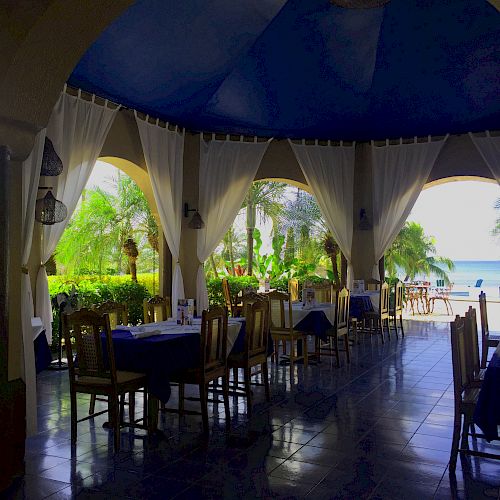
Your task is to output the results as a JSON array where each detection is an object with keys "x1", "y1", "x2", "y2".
[{"x1": 4, "y1": 321, "x2": 500, "y2": 499}]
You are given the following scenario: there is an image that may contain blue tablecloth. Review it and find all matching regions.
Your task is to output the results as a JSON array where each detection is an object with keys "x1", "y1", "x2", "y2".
[
  {"x1": 474, "y1": 351, "x2": 500, "y2": 442},
  {"x1": 350, "y1": 295, "x2": 374, "y2": 319},
  {"x1": 111, "y1": 320, "x2": 250, "y2": 403},
  {"x1": 34, "y1": 331, "x2": 53, "y2": 373},
  {"x1": 294, "y1": 310, "x2": 333, "y2": 341}
]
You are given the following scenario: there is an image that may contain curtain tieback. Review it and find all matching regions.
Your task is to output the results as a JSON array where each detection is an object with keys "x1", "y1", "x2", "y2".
[{"x1": 21, "y1": 266, "x2": 29, "y2": 274}]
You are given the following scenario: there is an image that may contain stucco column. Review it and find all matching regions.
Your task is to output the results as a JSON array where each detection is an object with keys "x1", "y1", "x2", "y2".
[
  {"x1": 0, "y1": 146, "x2": 11, "y2": 381},
  {"x1": 351, "y1": 142, "x2": 376, "y2": 281},
  {"x1": 179, "y1": 132, "x2": 200, "y2": 299}
]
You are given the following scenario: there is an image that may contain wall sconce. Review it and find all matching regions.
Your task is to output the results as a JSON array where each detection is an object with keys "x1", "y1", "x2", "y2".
[
  {"x1": 184, "y1": 202, "x2": 205, "y2": 229},
  {"x1": 358, "y1": 208, "x2": 372, "y2": 230}
]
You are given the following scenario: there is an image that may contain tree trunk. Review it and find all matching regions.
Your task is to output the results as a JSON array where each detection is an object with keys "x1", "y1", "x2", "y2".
[
  {"x1": 209, "y1": 253, "x2": 219, "y2": 278},
  {"x1": 246, "y1": 195, "x2": 255, "y2": 276},
  {"x1": 285, "y1": 227, "x2": 295, "y2": 263},
  {"x1": 228, "y1": 232, "x2": 235, "y2": 276},
  {"x1": 340, "y1": 252, "x2": 348, "y2": 288},
  {"x1": 129, "y1": 257, "x2": 138, "y2": 282},
  {"x1": 331, "y1": 253, "x2": 340, "y2": 287}
]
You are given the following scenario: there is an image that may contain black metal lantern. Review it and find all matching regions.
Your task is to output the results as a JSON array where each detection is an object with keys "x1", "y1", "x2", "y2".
[
  {"x1": 40, "y1": 137, "x2": 63, "y2": 176},
  {"x1": 35, "y1": 189, "x2": 67, "y2": 225}
]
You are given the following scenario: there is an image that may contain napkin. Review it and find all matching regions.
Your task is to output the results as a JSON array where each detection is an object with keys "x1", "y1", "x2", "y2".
[{"x1": 130, "y1": 327, "x2": 161, "y2": 338}]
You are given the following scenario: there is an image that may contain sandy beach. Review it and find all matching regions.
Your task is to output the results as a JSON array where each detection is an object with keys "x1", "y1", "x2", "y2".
[{"x1": 402, "y1": 290, "x2": 500, "y2": 333}]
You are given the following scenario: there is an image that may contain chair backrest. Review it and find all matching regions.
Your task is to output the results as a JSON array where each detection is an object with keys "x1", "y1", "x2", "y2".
[
  {"x1": 464, "y1": 306, "x2": 480, "y2": 381},
  {"x1": 63, "y1": 308, "x2": 116, "y2": 385},
  {"x1": 244, "y1": 300, "x2": 269, "y2": 358},
  {"x1": 450, "y1": 315, "x2": 469, "y2": 399},
  {"x1": 200, "y1": 306, "x2": 228, "y2": 374},
  {"x1": 379, "y1": 282, "x2": 389, "y2": 315},
  {"x1": 475, "y1": 278, "x2": 483, "y2": 288},
  {"x1": 394, "y1": 281, "x2": 403, "y2": 314},
  {"x1": 479, "y1": 291, "x2": 489, "y2": 341},
  {"x1": 222, "y1": 277, "x2": 240, "y2": 316},
  {"x1": 288, "y1": 278, "x2": 300, "y2": 302},
  {"x1": 366, "y1": 279, "x2": 381, "y2": 291},
  {"x1": 267, "y1": 290, "x2": 293, "y2": 333},
  {"x1": 335, "y1": 287, "x2": 350, "y2": 338},
  {"x1": 241, "y1": 291, "x2": 268, "y2": 314},
  {"x1": 313, "y1": 283, "x2": 334, "y2": 304},
  {"x1": 143, "y1": 295, "x2": 171, "y2": 323},
  {"x1": 94, "y1": 301, "x2": 128, "y2": 330}
]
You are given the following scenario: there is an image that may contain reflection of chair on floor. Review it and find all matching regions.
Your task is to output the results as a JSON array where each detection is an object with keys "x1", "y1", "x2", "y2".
[
  {"x1": 479, "y1": 291, "x2": 500, "y2": 368},
  {"x1": 429, "y1": 284, "x2": 453, "y2": 315}
]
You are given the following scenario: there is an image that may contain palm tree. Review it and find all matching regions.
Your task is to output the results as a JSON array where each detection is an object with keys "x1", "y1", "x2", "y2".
[
  {"x1": 385, "y1": 221, "x2": 454, "y2": 283},
  {"x1": 55, "y1": 174, "x2": 158, "y2": 276},
  {"x1": 242, "y1": 181, "x2": 286, "y2": 276}
]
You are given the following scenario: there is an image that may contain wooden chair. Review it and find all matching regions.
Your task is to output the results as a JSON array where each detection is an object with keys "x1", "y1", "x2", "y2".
[
  {"x1": 479, "y1": 291, "x2": 500, "y2": 369},
  {"x1": 389, "y1": 281, "x2": 404, "y2": 337},
  {"x1": 449, "y1": 314, "x2": 500, "y2": 472},
  {"x1": 288, "y1": 278, "x2": 300, "y2": 302},
  {"x1": 89, "y1": 301, "x2": 129, "y2": 415},
  {"x1": 94, "y1": 301, "x2": 128, "y2": 329},
  {"x1": 228, "y1": 300, "x2": 270, "y2": 415},
  {"x1": 312, "y1": 282, "x2": 334, "y2": 304},
  {"x1": 222, "y1": 277, "x2": 242, "y2": 317},
  {"x1": 464, "y1": 307, "x2": 486, "y2": 387},
  {"x1": 429, "y1": 284, "x2": 453, "y2": 315},
  {"x1": 363, "y1": 282, "x2": 389, "y2": 343},
  {"x1": 167, "y1": 306, "x2": 230, "y2": 434},
  {"x1": 143, "y1": 295, "x2": 171, "y2": 323},
  {"x1": 62, "y1": 308, "x2": 148, "y2": 452},
  {"x1": 317, "y1": 287, "x2": 351, "y2": 366},
  {"x1": 268, "y1": 291, "x2": 308, "y2": 374}
]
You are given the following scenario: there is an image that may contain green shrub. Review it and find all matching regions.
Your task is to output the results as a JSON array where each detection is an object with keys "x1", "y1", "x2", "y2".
[
  {"x1": 48, "y1": 274, "x2": 153, "y2": 349},
  {"x1": 207, "y1": 276, "x2": 259, "y2": 306}
]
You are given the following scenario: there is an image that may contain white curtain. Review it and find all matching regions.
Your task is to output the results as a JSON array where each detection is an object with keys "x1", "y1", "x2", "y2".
[
  {"x1": 21, "y1": 129, "x2": 46, "y2": 436},
  {"x1": 135, "y1": 114, "x2": 185, "y2": 309},
  {"x1": 36, "y1": 89, "x2": 119, "y2": 341},
  {"x1": 469, "y1": 132, "x2": 500, "y2": 184},
  {"x1": 197, "y1": 136, "x2": 271, "y2": 311},
  {"x1": 289, "y1": 140, "x2": 355, "y2": 287},
  {"x1": 371, "y1": 136, "x2": 448, "y2": 278}
]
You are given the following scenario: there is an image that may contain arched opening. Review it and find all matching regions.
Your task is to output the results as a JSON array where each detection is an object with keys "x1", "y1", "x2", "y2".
[{"x1": 385, "y1": 175, "x2": 500, "y2": 322}]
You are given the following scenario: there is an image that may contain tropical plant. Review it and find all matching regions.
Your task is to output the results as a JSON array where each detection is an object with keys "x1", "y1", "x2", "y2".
[
  {"x1": 55, "y1": 173, "x2": 158, "y2": 276},
  {"x1": 385, "y1": 221, "x2": 454, "y2": 283},
  {"x1": 242, "y1": 181, "x2": 287, "y2": 275}
]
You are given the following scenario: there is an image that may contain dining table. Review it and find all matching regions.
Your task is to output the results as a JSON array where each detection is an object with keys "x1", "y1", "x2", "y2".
[
  {"x1": 110, "y1": 318, "x2": 244, "y2": 426},
  {"x1": 474, "y1": 341, "x2": 500, "y2": 442}
]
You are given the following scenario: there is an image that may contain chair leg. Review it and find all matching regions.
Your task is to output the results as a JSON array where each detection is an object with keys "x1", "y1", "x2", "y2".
[
  {"x1": 129, "y1": 392, "x2": 135, "y2": 423},
  {"x1": 199, "y1": 382, "x2": 209, "y2": 434},
  {"x1": 282, "y1": 339, "x2": 287, "y2": 356},
  {"x1": 345, "y1": 334, "x2": 351, "y2": 364},
  {"x1": 449, "y1": 409, "x2": 461, "y2": 473},
  {"x1": 303, "y1": 338, "x2": 308, "y2": 368},
  {"x1": 385, "y1": 318, "x2": 391, "y2": 340},
  {"x1": 244, "y1": 367, "x2": 252, "y2": 417},
  {"x1": 179, "y1": 383, "x2": 185, "y2": 417},
  {"x1": 379, "y1": 319, "x2": 384, "y2": 344},
  {"x1": 461, "y1": 412, "x2": 470, "y2": 450},
  {"x1": 233, "y1": 367, "x2": 239, "y2": 388},
  {"x1": 222, "y1": 374, "x2": 231, "y2": 428},
  {"x1": 290, "y1": 340, "x2": 295, "y2": 375},
  {"x1": 70, "y1": 390, "x2": 77, "y2": 445},
  {"x1": 400, "y1": 314, "x2": 405, "y2": 337},
  {"x1": 109, "y1": 393, "x2": 120, "y2": 452},
  {"x1": 334, "y1": 335, "x2": 340, "y2": 367},
  {"x1": 89, "y1": 394, "x2": 96, "y2": 415},
  {"x1": 262, "y1": 362, "x2": 270, "y2": 402}
]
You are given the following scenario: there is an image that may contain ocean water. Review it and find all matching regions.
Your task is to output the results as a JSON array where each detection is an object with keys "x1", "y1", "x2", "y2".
[{"x1": 413, "y1": 260, "x2": 500, "y2": 297}]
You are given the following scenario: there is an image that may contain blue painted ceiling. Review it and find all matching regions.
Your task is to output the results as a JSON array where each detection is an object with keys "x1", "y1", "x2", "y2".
[{"x1": 69, "y1": 0, "x2": 500, "y2": 140}]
